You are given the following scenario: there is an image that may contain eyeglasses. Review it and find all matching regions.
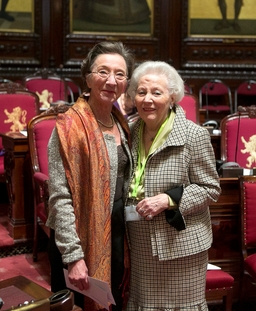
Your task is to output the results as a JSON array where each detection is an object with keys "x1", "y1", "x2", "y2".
[{"x1": 91, "y1": 70, "x2": 127, "y2": 81}]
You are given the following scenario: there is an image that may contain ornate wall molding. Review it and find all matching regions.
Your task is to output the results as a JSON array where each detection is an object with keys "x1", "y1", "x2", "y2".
[{"x1": 0, "y1": 0, "x2": 42, "y2": 66}]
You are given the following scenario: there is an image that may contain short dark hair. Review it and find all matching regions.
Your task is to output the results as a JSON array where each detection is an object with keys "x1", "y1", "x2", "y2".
[{"x1": 81, "y1": 41, "x2": 134, "y2": 93}]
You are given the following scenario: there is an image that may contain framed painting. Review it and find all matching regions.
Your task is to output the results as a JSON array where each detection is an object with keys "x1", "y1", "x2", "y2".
[
  {"x1": 0, "y1": 0, "x2": 33, "y2": 33},
  {"x1": 70, "y1": 0, "x2": 154, "y2": 36},
  {"x1": 189, "y1": 0, "x2": 256, "y2": 38}
]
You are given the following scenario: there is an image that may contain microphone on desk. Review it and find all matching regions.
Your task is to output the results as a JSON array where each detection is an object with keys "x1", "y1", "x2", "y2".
[{"x1": 237, "y1": 106, "x2": 246, "y2": 112}]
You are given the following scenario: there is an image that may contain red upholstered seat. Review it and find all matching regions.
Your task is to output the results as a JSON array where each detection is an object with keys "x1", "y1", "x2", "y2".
[
  {"x1": 239, "y1": 175, "x2": 256, "y2": 294},
  {"x1": 178, "y1": 93, "x2": 199, "y2": 124},
  {"x1": 27, "y1": 104, "x2": 70, "y2": 261},
  {"x1": 206, "y1": 270, "x2": 234, "y2": 290},
  {"x1": 206, "y1": 269, "x2": 234, "y2": 311},
  {"x1": 199, "y1": 79, "x2": 232, "y2": 124},
  {"x1": 244, "y1": 254, "x2": 256, "y2": 281},
  {"x1": 28, "y1": 114, "x2": 56, "y2": 261},
  {"x1": 220, "y1": 107, "x2": 256, "y2": 168},
  {"x1": 32, "y1": 118, "x2": 57, "y2": 176},
  {"x1": 0, "y1": 93, "x2": 40, "y2": 139},
  {"x1": 0, "y1": 84, "x2": 40, "y2": 183},
  {"x1": 234, "y1": 80, "x2": 256, "y2": 111},
  {"x1": 23, "y1": 69, "x2": 70, "y2": 109},
  {"x1": 24, "y1": 78, "x2": 67, "y2": 108}
]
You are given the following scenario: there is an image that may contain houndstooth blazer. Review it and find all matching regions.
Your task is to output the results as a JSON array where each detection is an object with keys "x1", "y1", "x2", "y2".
[{"x1": 127, "y1": 105, "x2": 221, "y2": 260}]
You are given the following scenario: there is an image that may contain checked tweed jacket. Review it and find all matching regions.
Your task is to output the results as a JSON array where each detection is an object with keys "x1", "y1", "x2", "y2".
[{"x1": 127, "y1": 105, "x2": 221, "y2": 260}]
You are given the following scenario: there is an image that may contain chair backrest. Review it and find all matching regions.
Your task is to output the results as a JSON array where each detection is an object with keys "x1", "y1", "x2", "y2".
[
  {"x1": 220, "y1": 106, "x2": 256, "y2": 168},
  {"x1": 23, "y1": 70, "x2": 68, "y2": 109},
  {"x1": 178, "y1": 93, "x2": 199, "y2": 124},
  {"x1": 239, "y1": 175, "x2": 256, "y2": 259},
  {"x1": 28, "y1": 114, "x2": 57, "y2": 177},
  {"x1": 0, "y1": 85, "x2": 40, "y2": 150},
  {"x1": 234, "y1": 80, "x2": 256, "y2": 112},
  {"x1": 199, "y1": 79, "x2": 233, "y2": 122},
  {"x1": 64, "y1": 78, "x2": 82, "y2": 103},
  {"x1": 27, "y1": 104, "x2": 70, "y2": 176}
]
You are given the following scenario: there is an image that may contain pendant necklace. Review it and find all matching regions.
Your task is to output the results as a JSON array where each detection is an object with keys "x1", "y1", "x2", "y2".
[{"x1": 97, "y1": 114, "x2": 114, "y2": 128}]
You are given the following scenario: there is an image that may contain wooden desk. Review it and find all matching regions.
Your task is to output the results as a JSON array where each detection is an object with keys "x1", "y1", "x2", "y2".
[
  {"x1": 0, "y1": 276, "x2": 82, "y2": 311},
  {"x1": 0, "y1": 275, "x2": 52, "y2": 297},
  {"x1": 0, "y1": 276, "x2": 51, "y2": 310},
  {"x1": 0, "y1": 132, "x2": 33, "y2": 241}
]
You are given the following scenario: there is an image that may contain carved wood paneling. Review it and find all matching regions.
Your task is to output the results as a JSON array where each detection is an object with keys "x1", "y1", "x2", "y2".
[{"x1": 0, "y1": 0, "x2": 43, "y2": 67}]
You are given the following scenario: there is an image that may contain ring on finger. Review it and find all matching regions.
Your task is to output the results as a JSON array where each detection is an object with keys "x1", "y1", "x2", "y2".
[
  {"x1": 139, "y1": 208, "x2": 144, "y2": 213},
  {"x1": 147, "y1": 214, "x2": 153, "y2": 220}
]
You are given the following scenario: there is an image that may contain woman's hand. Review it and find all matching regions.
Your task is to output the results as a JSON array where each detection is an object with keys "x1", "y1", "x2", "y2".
[
  {"x1": 68, "y1": 259, "x2": 89, "y2": 291},
  {"x1": 136, "y1": 194, "x2": 170, "y2": 220}
]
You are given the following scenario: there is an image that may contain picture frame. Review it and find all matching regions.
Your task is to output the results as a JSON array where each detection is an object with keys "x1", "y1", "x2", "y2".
[
  {"x1": 0, "y1": 0, "x2": 33, "y2": 33},
  {"x1": 181, "y1": 0, "x2": 256, "y2": 69},
  {"x1": 188, "y1": 0, "x2": 256, "y2": 38},
  {"x1": 70, "y1": 0, "x2": 154, "y2": 36}
]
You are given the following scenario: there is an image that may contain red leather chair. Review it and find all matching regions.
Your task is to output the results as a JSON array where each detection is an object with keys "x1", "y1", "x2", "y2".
[
  {"x1": 0, "y1": 83, "x2": 40, "y2": 183},
  {"x1": 199, "y1": 79, "x2": 232, "y2": 124},
  {"x1": 27, "y1": 104, "x2": 70, "y2": 261},
  {"x1": 239, "y1": 175, "x2": 256, "y2": 295},
  {"x1": 220, "y1": 106, "x2": 256, "y2": 168},
  {"x1": 234, "y1": 80, "x2": 256, "y2": 112},
  {"x1": 206, "y1": 269, "x2": 234, "y2": 311},
  {"x1": 178, "y1": 93, "x2": 199, "y2": 124},
  {"x1": 23, "y1": 69, "x2": 69, "y2": 109}
]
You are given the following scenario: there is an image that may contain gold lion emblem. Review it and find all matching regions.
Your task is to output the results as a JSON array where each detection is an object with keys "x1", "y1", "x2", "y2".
[
  {"x1": 4, "y1": 107, "x2": 27, "y2": 132},
  {"x1": 241, "y1": 135, "x2": 256, "y2": 168},
  {"x1": 36, "y1": 89, "x2": 53, "y2": 108}
]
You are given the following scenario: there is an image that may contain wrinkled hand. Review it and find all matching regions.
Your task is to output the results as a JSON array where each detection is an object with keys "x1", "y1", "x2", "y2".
[
  {"x1": 68, "y1": 259, "x2": 89, "y2": 291},
  {"x1": 136, "y1": 194, "x2": 169, "y2": 220}
]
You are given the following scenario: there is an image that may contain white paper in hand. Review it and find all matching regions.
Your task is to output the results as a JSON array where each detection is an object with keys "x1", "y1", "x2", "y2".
[{"x1": 63, "y1": 269, "x2": 115, "y2": 310}]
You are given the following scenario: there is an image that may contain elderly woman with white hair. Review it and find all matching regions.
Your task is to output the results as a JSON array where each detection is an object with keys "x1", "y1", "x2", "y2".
[{"x1": 124, "y1": 61, "x2": 221, "y2": 311}]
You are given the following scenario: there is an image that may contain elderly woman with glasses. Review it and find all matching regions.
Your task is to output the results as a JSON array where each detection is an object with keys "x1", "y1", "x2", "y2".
[
  {"x1": 124, "y1": 61, "x2": 221, "y2": 311},
  {"x1": 46, "y1": 41, "x2": 134, "y2": 311}
]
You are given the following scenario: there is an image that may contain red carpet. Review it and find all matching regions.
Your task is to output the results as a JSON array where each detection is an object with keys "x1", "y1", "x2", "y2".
[
  {"x1": 0, "y1": 252, "x2": 51, "y2": 291},
  {"x1": 0, "y1": 200, "x2": 51, "y2": 292}
]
